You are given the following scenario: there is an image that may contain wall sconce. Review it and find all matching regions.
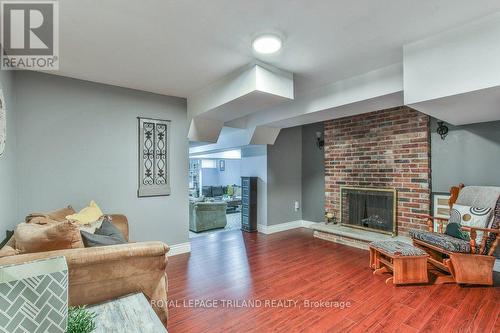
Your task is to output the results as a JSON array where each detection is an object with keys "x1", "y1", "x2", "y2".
[
  {"x1": 436, "y1": 121, "x2": 449, "y2": 140},
  {"x1": 316, "y1": 131, "x2": 324, "y2": 150}
]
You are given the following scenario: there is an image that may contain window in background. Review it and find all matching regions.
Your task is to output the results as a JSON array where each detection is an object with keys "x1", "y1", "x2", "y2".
[{"x1": 201, "y1": 159, "x2": 217, "y2": 168}]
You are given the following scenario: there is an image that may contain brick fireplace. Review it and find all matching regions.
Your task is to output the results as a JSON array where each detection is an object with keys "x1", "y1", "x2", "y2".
[{"x1": 324, "y1": 106, "x2": 431, "y2": 236}]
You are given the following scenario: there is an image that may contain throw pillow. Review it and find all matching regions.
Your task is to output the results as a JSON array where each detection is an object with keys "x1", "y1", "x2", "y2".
[
  {"x1": 444, "y1": 223, "x2": 470, "y2": 241},
  {"x1": 26, "y1": 216, "x2": 58, "y2": 225},
  {"x1": 66, "y1": 200, "x2": 103, "y2": 225},
  {"x1": 47, "y1": 205, "x2": 76, "y2": 221},
  {"x1": 80, "y1": 219, "x2": 127, "y2": 247},
  {"x1": 14, "y1": 220, "x2": 84, "y2": 254},
  {"x1": 449, "y1": 204, "x2": 492, "y2": 241},
  {"x1": 25, "y1": 205, "x2": 76, "y2": 223},
  {"x1": 95, "y1": 219, "x2": 127, "y2": 242},
  {"x1": 78, "y1": 217, "x2": 104, "y2": 234},
  {"x1": 0, "y1": 230, "x2": 14, "y2": 249},
  {"x1": 80, "y1": 231, "x2": 126, "y2": 247},
  {"x1": 0, "y1": 245, "x2": 19, "y2": 258},
  {"x1": 4, "y1": 231, "x2": 15, "y2": 248}
]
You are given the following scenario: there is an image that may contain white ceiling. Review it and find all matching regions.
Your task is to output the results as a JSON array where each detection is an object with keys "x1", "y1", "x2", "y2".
[{"x1": 56, "y1": 1, "x2": 500, "y2": 98}]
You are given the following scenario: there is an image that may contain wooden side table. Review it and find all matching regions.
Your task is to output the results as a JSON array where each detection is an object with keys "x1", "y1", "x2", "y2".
[{"x1": 369, "y1": 240, "x2": 429, "y2": 285}]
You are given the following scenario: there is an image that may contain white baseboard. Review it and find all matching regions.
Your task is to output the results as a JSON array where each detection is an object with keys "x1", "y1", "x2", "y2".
[
  {"x1": 301, "y1": 220, "x2": 316, "y2": 228},
  {"x1": 168, "y1": 242, "x2": 191, "y2": 256},
  {"x1": 257, "y1": 220, "x2": 317, "y2": 235}
]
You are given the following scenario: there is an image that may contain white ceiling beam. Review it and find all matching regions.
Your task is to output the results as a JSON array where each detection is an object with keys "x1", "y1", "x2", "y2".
[
  {"x1": 238, "y1": 63, "x2": 403, "y2": 128},
  {"x1": 187, "y1": 63, "x2": 294, "y2": 124},
  {"x1": 249, "y1": 126, "x2": 281, "y2": 145},
  {"x1": 266, "y1": 92, "x2": 403, "y2": 128},
  {"x1": 404, "y1": 12, "x2": 500, "y2": 105},
  {"x1": 404, "y1": 13, "x2": 500, "y2": 124},
  {"x1": 189, "y1": 125, "x2": 281, "y2": 156},
  {"x1": 187, "y1": 117, "x2": 224, "y2": 143}
]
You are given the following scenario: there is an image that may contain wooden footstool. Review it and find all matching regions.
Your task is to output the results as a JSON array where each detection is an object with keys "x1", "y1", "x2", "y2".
[{"x1": 369, "y1": 240, "x2": 429, "y2": 285}]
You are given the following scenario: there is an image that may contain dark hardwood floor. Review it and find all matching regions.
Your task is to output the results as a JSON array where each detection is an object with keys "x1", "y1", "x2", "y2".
[{"x1": 166, "y1": 228, "x2": 499, "y2": 333}]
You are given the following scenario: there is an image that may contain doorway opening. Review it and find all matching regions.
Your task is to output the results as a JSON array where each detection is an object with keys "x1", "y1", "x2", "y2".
[{"x1": 188, "y1": 149, "x2": 242, "y2": 238}]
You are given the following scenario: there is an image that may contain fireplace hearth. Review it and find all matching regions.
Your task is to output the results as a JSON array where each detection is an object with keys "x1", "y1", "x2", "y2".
[{"x1": 340, "y1": 187, "x2": 396, "y2": 236}]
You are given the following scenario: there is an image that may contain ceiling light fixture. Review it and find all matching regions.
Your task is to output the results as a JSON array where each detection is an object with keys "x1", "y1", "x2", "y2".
[{"x1": 252, "y1": 34, "x2": 282, "y2": 54}]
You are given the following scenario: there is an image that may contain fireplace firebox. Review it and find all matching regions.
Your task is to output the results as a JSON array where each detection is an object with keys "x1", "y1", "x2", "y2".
[{"x1": 340, "y1": 187, "x2": 397, "y2": 236}]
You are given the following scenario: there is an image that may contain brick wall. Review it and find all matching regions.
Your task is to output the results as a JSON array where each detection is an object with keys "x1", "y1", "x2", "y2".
[{"x1": 324, "y1": 106, "x2": 431, "y2": 235}]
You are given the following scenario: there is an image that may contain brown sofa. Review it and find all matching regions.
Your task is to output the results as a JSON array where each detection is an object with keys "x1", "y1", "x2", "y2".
[{"x1": 0, "y1": 215, "x2": 170, "y2": 326}]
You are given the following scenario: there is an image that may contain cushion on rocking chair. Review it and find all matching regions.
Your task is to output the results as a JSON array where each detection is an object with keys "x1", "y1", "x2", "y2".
[{"x1": 409, "y1": 229, "x2": 471, "y2": 253}]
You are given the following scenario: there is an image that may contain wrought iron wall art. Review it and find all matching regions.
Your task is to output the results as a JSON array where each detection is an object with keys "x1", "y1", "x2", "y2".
[{"x1": 138, "y1": 117, "x2": 171, "y2": 197}]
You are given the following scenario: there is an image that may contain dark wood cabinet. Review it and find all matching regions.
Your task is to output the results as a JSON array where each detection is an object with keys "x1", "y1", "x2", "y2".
[{"x1": 241, "y1": 177, "x2": 257, "y2": 232}]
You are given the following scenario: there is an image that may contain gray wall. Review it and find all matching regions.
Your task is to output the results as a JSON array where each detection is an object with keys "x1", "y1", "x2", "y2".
[
  {"x1": 0, "y1": 70, "x2": 18, "y2": 235},
  {"x1": 218, "y1": 159, "x2": 241, "y2": 185},
  {"x1": 267, "y1": 127, "x2": 302, "y2": 225},
  {"x1": 201, "y1": 167, "x2": 219, "y2": 186},
  {"x1": 302, "y1": 122, "x2": 325, "y2": 222},
  {"x1": 431, "y1": 118, "x2": 500, "y2": 192},
  {"x1": 200, "y1": 159, "x2": 241, "y2": 186},
  {"x1": 241, "y1": 146, "x2": 267, "y2": 226},
  {"x1": 14, "y1": 72, "x2": 189, "y2": 246}
]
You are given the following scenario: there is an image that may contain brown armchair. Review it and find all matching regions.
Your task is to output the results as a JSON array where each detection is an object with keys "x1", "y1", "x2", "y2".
[
  {"x1": 410, "y1": 184, "x2": 500, "y2": 285},
  {"x1": 0, "y1": 215, "x2": 170, "y2": 326}
]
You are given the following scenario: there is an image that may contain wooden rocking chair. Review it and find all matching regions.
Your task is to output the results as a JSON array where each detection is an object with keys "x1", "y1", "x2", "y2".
[{"x1": 410, "y1": 184, "x2": 500, "y2": 285}]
